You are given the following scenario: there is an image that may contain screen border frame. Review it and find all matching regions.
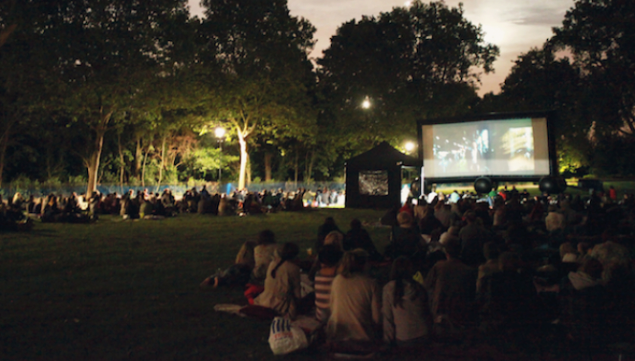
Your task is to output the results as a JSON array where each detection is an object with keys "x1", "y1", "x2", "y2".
[{"x1": 416, "y1": 110, "x2": 557, "y2": 183}]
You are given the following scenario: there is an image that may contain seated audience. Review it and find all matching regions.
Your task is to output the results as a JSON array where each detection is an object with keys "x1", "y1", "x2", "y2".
[
  {"x1": 478, "y1": 252, "x2": 542, "y2": 333},
  {"x1": 316, "y1": 217, "x2": 342, "y2": 253},
  {"x1": 344, "y1": 219, "x2": 381, "y2": 261},
  {"x1": 254, "y1": 242, "x2": 302, "y2": 319},
  {"x1": 252, "y1": 229, "x2": 278, "y2": 285},
  {"x1": 476, "y1": 242, "x2": 500, "y2": 293},
  {"x1": 200, "y1": 241, "x2": 256, "y2": 288},
  {"x1": 314, "y1": 245, "x2": 343, "y2": 323},
  {"x1": 425, "y1": 239, "x2": 477, "y2": 328},
  {"x1": 386, "y1": 212, "x2": 425, "y2": 262},
  {"x1": 418, "y1": 205, "x2": 443, "y2": 236},
  {"x1": 383, "y1": 256, "x2": 433, "y2": 347},
  {"x1": 326, "y1": 249, "x2": 381, "y2": 342}
]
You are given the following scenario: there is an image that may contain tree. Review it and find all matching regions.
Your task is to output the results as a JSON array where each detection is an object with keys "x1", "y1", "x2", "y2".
[
  {"x1": 318, "y1": 0, "x2": 498, "y2": 153},
  {"x1": 33, "y1": 0, "x2": 191, "y2": 197},
  {"x1": 0, "y1": 0, "x2": 54, "y2": 188},
  {"x1": 494, "y1": 47, "x2": 591, "y2": 174},
  {"x1": 198, "y1": 0, "x2": 317, "y2": 189},
  {"x1": 552, "y1": 0, "x2": 635, "y2": 139}
]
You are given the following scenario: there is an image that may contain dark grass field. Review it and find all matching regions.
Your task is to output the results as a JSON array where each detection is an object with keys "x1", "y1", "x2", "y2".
[
  {"x1": 3, "y1": 193, "x2": 632, "y2": 361},
  {"x1": 1, "y1": 209, "x2": 398, "y2": 361}
]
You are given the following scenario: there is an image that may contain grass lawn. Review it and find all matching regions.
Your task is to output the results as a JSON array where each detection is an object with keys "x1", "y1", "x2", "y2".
[
  {"x1": 1, "y1": 209, "x2": 397, "y2": 361},
  {"x1": 7, "y1": 183, "x2": 633, "y2": 360}
]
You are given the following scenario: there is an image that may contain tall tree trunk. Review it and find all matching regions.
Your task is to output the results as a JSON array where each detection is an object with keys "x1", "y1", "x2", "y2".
[
  {"x1": 156, "y1": 135, "x2": 166, "y2": 193},
  {"x1": 246, "y1": 153, "x2": 252, "y2": 186},
  {"x1": 304, "y1": 151, "x2": 309, "y2": 183},
  {"x1": 134, "y1": 136, "x2": 142, "y2": 178},
  {"x1": 118, "y1": 132, "x2": 125, "y2": 188},
  {"x1": 237, "y1": 130, "x2": 248, "y2": 190},
  {"x1": 141, "y1": 150, "x2": 148, "y2": 187},
  {"x1": 304, "y1": 149, "x2": 315, "y2": 183},
  {"x1": 294, "y1": 150, "x2": 299, "y2": 184},
  {"x1": 86, "y1": 125, "x2": 107, "y2": 198},
  {"x1": 264, "y1": 151, "x2": 273, "y2": 182}
]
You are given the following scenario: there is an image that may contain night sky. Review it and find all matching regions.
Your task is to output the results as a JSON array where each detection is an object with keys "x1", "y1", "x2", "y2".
[{"x1": 187, "y1": 0, "x2": 575, "y2": 95}]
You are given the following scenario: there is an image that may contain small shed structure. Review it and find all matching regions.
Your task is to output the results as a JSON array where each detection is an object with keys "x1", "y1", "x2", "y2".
[{"x1": 345, "y1": 142, "x2": 420, "y2": 209}]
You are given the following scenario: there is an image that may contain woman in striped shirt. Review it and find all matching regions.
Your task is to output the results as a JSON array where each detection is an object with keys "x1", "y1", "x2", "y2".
[{"x1": 314, "y1": 245, "x2": 343, "y2": 323}]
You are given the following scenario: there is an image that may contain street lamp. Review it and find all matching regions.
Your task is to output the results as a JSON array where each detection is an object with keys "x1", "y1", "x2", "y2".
[
  {"x1": 361, "y1": 96, "x2": 371, "y2": 109},
  {"x1": 405, "y1": 141, "x2": 415, "y2": 153},
  {"x1": 215, "y1": 126, "x2": 226, "y2": 184}
]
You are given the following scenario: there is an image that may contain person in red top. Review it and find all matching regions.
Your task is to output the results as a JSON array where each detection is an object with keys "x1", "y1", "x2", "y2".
[
  {"x1": 399, "y1": 198, "x2": 415, "y2": 217},
  {"x1": 498, "y1": 186, "x2": 508, "y2": 201},
  {"x1": 609, "y1": 186, "x2": 617, "y2": 201}
]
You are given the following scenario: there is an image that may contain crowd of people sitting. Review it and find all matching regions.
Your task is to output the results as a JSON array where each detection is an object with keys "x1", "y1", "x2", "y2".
[
  {"x1": 202, "y1": 186, "x2": 635, "y2": 357},
  {"x1": 0, "y1": 186, "x2": 317, "y2": 230}
]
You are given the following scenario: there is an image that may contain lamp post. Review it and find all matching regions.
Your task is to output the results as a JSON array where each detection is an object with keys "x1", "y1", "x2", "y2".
[
  {"x1": 215, "y1": 126, "x2": 226, "y2": 184},
  {"x1": 362, "y1": 96, "x2": 371, "y2": 109},
  {"x1": 361, "y1": 96, "x2": 378, "y2": 144},
  {"x1": 405, "y1": 141, "x2": 415, "y2": 153}
]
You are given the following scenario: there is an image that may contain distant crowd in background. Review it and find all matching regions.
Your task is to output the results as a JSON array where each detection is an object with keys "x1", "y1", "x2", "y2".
[
  {"x1": 0, "y1": 186, "x2": 346, "y2": 231},
  {"x1": 202, "y1": 184, "x2": 635, "y2": 357}
]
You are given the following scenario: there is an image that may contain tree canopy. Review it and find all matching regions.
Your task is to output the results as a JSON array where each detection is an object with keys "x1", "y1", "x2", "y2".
[
  {"x1": 488, "y1": 0, "x2": 635, "y2": 176},
  {"x1": 5, "y1": 0, "x2": 635, "y2": 190},
  {"x1": 553, "y1": 0, "x2": 635, "y2": 138},
  {"x1": 318, "y1": 0, "x2": 499, "y2": 152},
  {"x1": 196, "y1": 0, "x2": 318, "y2": 189}
]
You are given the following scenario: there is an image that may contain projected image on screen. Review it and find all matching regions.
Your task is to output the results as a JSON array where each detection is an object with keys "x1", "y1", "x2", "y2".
[
  {"x1": 422, "y1": 117, "x2": 550, "y2": 178},
  {"x1": 359, "y1": 170, "x2": 389, "y2": 196}
]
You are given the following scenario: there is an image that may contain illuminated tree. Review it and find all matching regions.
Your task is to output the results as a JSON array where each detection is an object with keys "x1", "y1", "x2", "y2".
[{"x1": 198, "y1": 0, "x2": 317, "y2": 189}]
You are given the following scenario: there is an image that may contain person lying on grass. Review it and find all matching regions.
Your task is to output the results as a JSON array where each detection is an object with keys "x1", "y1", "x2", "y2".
[
  {"x1": 200, "y1": 241, "x2": 256, "y2": 288},
  {"x1": 200, "y1": 229, "x2": 277, "y2": 288}
]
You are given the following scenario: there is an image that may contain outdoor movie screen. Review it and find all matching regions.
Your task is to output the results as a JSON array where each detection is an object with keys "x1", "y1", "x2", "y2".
[{"x1": 421, "y1": 116, "x2": 551, "y2": 179}]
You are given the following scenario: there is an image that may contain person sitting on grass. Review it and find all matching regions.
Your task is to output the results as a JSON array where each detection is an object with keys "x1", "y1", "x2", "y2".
[
  {"x1": 316, "y1": 217, "x2": 342, "y2": 253},
  {"x1": 344, "y1": 219, "x2": 382, "y2": 261},
  {"x1": 383, "y1": 256, "x2": 433, "y2": 348},
  {"x1": 326, "y1": 249, "x2": 381, "y2": 344},
  {"x1": 418, "y1": 205, "x2": 443, "y2": 237},
  {"x1": 314, "y1": 245, "x2": 343, "y2": 323},
  {"x1": 477, "y1": 251, "x2": 542, "y2": 335},
  {"x1": 200, "y1": 241, "x2": 256, "y2": 288},
  {"x1": 41, "y1": 193, "x2": 62, "y2": 222},
  {"x1": 386, "y1": 212, "x2": 425, "y2": 264},
  {"x1": 477, "y1": 242, "x2": 501, "y2": 293},
  {"x1": 425, "y1": 239, "x2": 477, "y2": 331},
  {"x1": 251, "y1": 229, "x2": 277, "y2": 285},
  {"x1": 309, "y1": 231, "x2": 344, "y2": 280},
  {"x1": 253, "y1": 242, "x2": 302, "y2": 319}
]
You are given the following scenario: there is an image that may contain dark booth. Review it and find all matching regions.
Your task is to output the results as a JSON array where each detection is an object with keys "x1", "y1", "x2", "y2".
[{"x1": 345, "y1": 142, "x2": 420, "y2": 209}]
